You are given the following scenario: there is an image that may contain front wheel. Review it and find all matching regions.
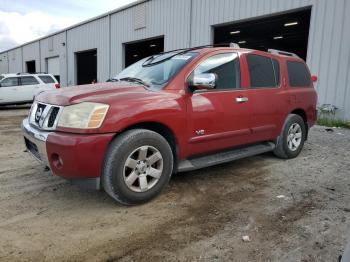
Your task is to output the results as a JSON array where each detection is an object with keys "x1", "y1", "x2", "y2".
[
  {"x1": 273, "y1": 114, "x2": 306, "y2": 159},
  {"x1": 102, "y1": 129, "x2": 173, "y2": 205}
]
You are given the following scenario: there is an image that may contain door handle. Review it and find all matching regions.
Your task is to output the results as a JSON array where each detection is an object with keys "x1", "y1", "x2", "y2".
[{"x1": 236, "y1": 97, "x2": 248, "y2": 103}]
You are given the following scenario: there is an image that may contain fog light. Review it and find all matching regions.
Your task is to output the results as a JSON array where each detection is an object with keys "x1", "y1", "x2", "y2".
[{"x1": 51, "y1": 153, "x2": 63, "y2": 168}]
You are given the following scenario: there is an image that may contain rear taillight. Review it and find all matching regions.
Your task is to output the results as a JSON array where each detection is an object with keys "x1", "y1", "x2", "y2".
[
  {"x1": 311, "y1": 75, "x2": 318, "y2": 83},
  {"x1": 55, "y1": 83, "x2": 60, "y2": 89}
]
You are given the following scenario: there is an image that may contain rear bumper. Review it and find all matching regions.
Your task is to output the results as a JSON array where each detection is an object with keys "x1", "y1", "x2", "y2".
[{"x1": 22, "y1": 118, "x2": 115, "y2": 190}]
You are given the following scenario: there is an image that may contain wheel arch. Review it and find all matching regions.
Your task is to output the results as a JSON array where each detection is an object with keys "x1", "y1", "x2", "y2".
[
  {"x1": 290, "y1": 108, "x2": 308, "y2": 139},
  {"x1": 119, "y1": 121, "x2": 179, "y2": 172}
]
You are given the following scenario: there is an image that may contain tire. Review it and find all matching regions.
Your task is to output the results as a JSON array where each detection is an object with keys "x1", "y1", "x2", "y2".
[
  {"x1": 273, "y1": 114, "x2": 307, "y2": 159},
  {"x1": 102, "y1": 129, "x2": 173, "y2": 205}
]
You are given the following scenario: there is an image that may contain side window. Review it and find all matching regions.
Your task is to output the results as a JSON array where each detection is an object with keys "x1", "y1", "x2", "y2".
[
  {"x1": 287, "y1": 61, "x2": 311, "y2": 87},
  {"x1": 20, "y1": 76, "x2": 39, "y2": 86},
  {"x1": 38, "y1": 75, "x2": 55, "y2": 84},
  {"x1": 0, "y1": 77, "x2": 19, "y2": 87},
  {"x1": 247, "y1": 54, "x2": 279, "y2": 88},
  {"x1": 194, "y1": 52, "x2": 240, "y2": 89}
]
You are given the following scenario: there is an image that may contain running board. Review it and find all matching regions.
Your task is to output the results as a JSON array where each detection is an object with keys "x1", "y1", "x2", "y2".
[{"x1": 177, "y1": 142, "x2": 275, "y2": 172}]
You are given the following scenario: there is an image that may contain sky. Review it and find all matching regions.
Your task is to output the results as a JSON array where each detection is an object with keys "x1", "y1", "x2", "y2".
[{"x1": 0, "y1": 0, "x2": 137, "y2": 52}]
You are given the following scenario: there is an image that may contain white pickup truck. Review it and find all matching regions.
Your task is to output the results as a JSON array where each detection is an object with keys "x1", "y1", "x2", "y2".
[{"x1": 0, "y1": 73, "x2": 59, "y2": 105}]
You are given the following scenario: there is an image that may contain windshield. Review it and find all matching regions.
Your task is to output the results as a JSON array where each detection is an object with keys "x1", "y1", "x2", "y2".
[
  {"x1": 114, "y1": 51, "x2": 198, "y2": 90},
  {"x1": 0, "y1": 76, "x2": 4, "y2": 81}
]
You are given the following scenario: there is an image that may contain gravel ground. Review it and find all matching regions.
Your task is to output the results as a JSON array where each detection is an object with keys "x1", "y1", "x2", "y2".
[{"x1": 0, "y1": 107, "x2": 349, "y2": 262}]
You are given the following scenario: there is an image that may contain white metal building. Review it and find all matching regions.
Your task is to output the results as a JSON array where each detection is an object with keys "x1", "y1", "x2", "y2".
[{"x1": 0, "y1": 0, "x2": 349, "y2": 119}]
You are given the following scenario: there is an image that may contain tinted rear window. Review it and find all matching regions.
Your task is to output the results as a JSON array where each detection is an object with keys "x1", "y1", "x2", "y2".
[
  {"x1": 247, "y1": 54, "x2": 279, "y2": 88},
  {"x1": 20, "y1": 76, "x2": 39, "y2": 85},
  {"x1": 287, "y1": 61, "x2": 311, "y2": 87},
  {"x1": 38, "y1": 75, "x2": 55, "y2": 83}
]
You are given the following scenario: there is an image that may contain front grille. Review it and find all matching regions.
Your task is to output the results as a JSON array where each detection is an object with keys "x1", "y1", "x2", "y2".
[
  {"x1": 48, "y1": 107, "x2": 60, "y2": 128},
  {"x1": 30, "y1": 102, "x2": 62, "y2": 130}
]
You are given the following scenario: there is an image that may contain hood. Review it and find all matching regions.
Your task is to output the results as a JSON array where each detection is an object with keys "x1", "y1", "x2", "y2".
[{"x1": 36, "y1": 82, "x2": 150, "y2": 106}]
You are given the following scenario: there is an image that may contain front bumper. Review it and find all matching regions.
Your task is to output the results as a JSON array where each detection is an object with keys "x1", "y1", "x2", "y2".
[
  {"x1": 22, "y1": 118, "x2": 50, "y2": 166},
  {"x1": 22, "y1": 118, "x2": 115, "y2": 190}
]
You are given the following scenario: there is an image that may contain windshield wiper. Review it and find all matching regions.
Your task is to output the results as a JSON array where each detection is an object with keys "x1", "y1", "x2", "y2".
[{"x1": 119, "y1": 77, "x2": 150, "y2": 87}]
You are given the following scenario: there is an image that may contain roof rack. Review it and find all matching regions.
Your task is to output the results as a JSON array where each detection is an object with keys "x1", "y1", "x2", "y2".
[
  {"x1": 152, "y1": 42, "x2": 240, "y2": 57},
  {"x1": 16, "y1": 72, "x2": 31, "y2": 75},
  {"x1": 268, "y1": 49, "x2": 299, "y2": 58},
  {"x1": 229, "y1": 43, "x2": 240, "y2": 48},
  {"x1": 16, "y1": 72, "x2": 48, "y2": 75},
  {"x1": 141, "y1": 43, "x2": 240, "y2": 67}
]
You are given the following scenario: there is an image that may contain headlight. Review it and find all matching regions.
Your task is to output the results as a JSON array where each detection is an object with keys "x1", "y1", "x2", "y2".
[{"x1": 58, "y1": 102, "x2": 109, "y2": 129}]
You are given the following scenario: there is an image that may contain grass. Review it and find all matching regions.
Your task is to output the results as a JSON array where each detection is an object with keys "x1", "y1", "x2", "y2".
[{"x1": 317, "y1": 117, "x2": 350, "y2": 129}]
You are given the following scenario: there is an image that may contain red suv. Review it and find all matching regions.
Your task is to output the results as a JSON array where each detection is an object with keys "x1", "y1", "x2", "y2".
[{"x1": 22, "y1": 46, "x2": 317, "y2": 205}]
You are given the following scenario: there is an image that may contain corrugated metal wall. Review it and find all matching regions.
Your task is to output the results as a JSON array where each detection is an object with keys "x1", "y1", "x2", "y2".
[
  {"x1": 190, "y1": 0, "x2": 350, "y2": 119},
  {"x1": 0, "y1": 53, "x2": 8, "y2": 73},
  {"x1": 110, "y1": 0, "x2": 191, "y2": 74},
  {"x1": 39, "y1": 32, "x2": 67, "y2": 86},
  {"x1": 22, "y1": 42, "x2": 40, "y2": 72},
  {"x1": 0, "y1": 0, "x2": 349, "y2": 120},
  {"x1": 7, "y1": 48, "x2": 22, "y2": 73},
  {"x1": 66, "y1": 16, "x2": 110, "y2": 85}
]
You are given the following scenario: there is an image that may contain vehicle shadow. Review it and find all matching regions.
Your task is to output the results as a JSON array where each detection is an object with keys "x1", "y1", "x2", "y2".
[{"x1": 0, "y1": 104, "x2": 32, "y2": 110}]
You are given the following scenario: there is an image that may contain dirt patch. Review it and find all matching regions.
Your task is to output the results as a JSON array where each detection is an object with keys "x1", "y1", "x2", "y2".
[{"x1": 0, "y1": 108, "x2": 349, "y2": 262}]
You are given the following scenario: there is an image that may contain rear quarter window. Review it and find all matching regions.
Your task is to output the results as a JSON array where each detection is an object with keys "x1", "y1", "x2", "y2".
[
  {"x1": 38, "y1": 75, "x2": 55, "y2": 84},
  {"x1": 287, "y1": 61, "x2": 311, "y2": 87}
]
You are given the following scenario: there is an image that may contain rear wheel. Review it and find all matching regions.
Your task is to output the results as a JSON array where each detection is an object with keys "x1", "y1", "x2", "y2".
[
  {"x1": 102, "y1": 129, "x2": 173, "y2": 205},
  {"x1": 273, "y1": 114, "x2": 306, "y2": 159}
]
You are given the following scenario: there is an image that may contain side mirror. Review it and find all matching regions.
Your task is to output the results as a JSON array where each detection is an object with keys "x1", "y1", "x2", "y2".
[
  {"x1": 311, "y1": 75, "x2": 318, "y2": 83},
  {"x1": 191, "y1": 73, "x2": 217, "y2": 90}
]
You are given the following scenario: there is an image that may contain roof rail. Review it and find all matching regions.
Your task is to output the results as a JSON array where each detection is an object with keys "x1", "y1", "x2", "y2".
[
  {"x1": 268, "y1": 49, "x2": 299, "y2": 58},
  {"x1": 152, "y1": 43, "x2": 239, "y2": 57},
  {"x1": 229, "y1": 42, "x2": 240, "y2": 48},
  {"x1": 16, "y1": 72, "x2": 48, "y2": 75},
  {"x1": 141, "y1": 43, "x2": 240, "y2": 67},
  {"x1": 16, "y1": 72, "x2": 31, "y2": 75}
]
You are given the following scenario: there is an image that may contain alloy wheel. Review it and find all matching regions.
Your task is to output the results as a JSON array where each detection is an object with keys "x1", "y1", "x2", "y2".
[{"x1": 123, "y1": 146, "x2": 163, "y2": 192}]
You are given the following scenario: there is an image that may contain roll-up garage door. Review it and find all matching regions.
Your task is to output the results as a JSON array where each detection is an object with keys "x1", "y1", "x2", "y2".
[{"x1": 47, "y1": 57, "x2": 60, "y2": 83}]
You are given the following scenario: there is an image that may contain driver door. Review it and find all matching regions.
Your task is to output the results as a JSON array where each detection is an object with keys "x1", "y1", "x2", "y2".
[
  {"x1": 0, "y1": 77, "x2": 20, "y2": 104},
  {"x1": 187, "y1": 52, "x2": 252, "y2": 157}
]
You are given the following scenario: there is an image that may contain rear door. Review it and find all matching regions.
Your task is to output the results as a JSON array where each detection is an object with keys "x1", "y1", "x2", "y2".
[
  {"x1": 0, "y1": 77, "x2": 20, "y2": 104},
  {"x1": 243, "y1": 53, "x2": 286, "y2": 142},
  {"x1": 188, "y1": 51, "x2": 252, "y2": 156},
  {"x1": 19, "y1": 76, "x2": 41, "y2": 101}
]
